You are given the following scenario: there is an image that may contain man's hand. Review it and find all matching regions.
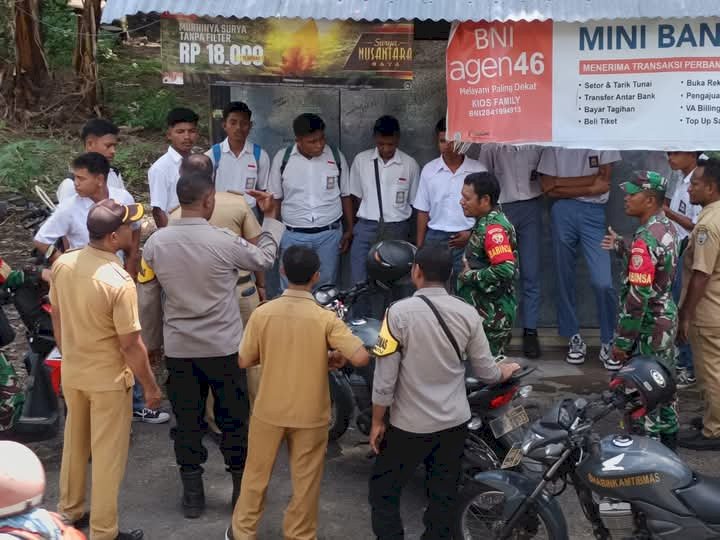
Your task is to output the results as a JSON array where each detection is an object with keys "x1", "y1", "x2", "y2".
[
  {"x1": 40, "y1": 268, "x2": 52, "y2": 283},
  {"x1": 369, "y1": 420, "x2": 386, "y2": 455},
  {"x1": 257, "y1": 286, "x2": 266, "y2": 302},
  {"x1": 612, "y1": 346, "x2": 629, "y2": 362},
  {"x1": 498, "y1": 362, "x2": 522, "y2": 381},
  {"x1": 541, "y1": 176, "x2": 556, "y2": 193},
  {"x1": 328, "y1": 350, "x2": 347, "y2": 370},
  {"x1": 339, "y1": 231, "x2": 353, "y2": 253},
  {"x1": 448, "y1": 230, "x2": 471, "y2": 249},
  {"x1": 677, "y1": 313, "x2": 690, "y2": 345},
  {"x1": 144, "y1": 383, "x2": 163, "y2": 410},
  {"x1": 148, "y1": 349, "x2": 164, "y2": 366},
  {"x1": 601, "y1": 226, "x2": 618, "y2": 251},
  {"x1": 248, "y1": 190, "x2": 279, "y2": 220}
]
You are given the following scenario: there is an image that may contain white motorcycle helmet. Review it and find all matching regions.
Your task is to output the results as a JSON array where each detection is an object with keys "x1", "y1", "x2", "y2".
[{"x1": 0, "y1": 441, "x2": 45, "y2": 518}]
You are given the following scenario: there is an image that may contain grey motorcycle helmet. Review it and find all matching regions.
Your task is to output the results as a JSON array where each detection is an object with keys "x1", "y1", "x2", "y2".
[
  {"x1": 366, "y1": 240, "x2": 416, "y2": 285},
  {"x1": 610, "y1": 355, "x2": 676, "y2": 414}
]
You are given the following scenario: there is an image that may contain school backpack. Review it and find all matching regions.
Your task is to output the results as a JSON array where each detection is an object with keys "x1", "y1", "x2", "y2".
[
  {"x1": 212, "y1": 143, "x2": 262, "y2": 174},
  {"x1": 279, "y1": 145, "x2": 342, "y2": 187}
]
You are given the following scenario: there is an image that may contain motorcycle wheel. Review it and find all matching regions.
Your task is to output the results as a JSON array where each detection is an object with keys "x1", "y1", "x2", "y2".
[
  {"x1": 454, "y1": 482, "x2": 563, "y2": 540},
  {"x1": 328, "y1": 375, "x2": 354, "y2": 441}
]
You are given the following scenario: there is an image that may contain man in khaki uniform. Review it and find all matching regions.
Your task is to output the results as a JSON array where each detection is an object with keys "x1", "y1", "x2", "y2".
[
  {"x1": 139, "y1": 164, "x2": 284, "y2": 519},
  {"x1": 170, "y1": 154, "x2": 266, "y2": 411},
  {"x1": 678, "y1": 157, "x2": 720, "y2": 450},
  {"x1": 227, "y1": 246, "x2": 369, "y2": 540},
  {"x1": 51, "y1": 199, "x2": 163, "y2": 540}
]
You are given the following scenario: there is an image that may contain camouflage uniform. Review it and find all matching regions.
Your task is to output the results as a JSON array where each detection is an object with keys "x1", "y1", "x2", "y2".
[
  {"x1": 0, "y1": 257, "x2": 24, "y2": 431},
  {"x1": 457, "y1": 209, "x2": 519, "y2": 356},
  {"x1": 614, "y1": 203, "x2": 679, "y2": 438}
]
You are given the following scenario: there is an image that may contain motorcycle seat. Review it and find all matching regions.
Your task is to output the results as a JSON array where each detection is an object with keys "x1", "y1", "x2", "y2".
[{"x1": 676, "y1": 474, "x2": 720, "y2": 524}]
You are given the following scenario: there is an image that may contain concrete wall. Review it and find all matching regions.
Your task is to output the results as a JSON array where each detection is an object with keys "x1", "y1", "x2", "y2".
[{"x1": 209, "y1": 41, "x2": 678, "y2": 329}]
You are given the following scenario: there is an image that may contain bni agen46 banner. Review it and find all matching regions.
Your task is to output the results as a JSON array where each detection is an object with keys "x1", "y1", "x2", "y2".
[{"x1": 447, "y1": 19, "x2": 720, "y2": 150}]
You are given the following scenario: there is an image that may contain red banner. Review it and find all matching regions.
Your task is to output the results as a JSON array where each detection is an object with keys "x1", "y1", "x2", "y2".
[{"x1": 446, "y1": 21, "x2": 553, "y2": 143}]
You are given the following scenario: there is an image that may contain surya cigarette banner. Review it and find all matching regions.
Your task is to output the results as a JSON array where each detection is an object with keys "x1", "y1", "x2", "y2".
[
  {"x1": 446, "y1": 19, "x2": 720, "y2": 150},
  {"x1": 161, "y1": 16, "x2": 413, "y2": 89}
]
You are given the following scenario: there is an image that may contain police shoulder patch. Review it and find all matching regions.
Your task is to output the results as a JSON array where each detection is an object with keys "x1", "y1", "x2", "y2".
[
  {"x1": 137, "y1": 257, "x2": 156, "y2": 284},
  {"x1": 373, "y1": 315, "x2": 400, "y2": 357},
  {"x1": 697, "y1": 227, "x2": 709, "y2": 246}
]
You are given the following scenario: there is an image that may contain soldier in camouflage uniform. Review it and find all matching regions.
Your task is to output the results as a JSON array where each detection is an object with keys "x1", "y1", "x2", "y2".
[
  {"x1": 0, "y1": 257, "x2": 25, "y2": 431},
  {"x1": 457, "y1": 172, "x2": 519, "y2": 356},
  {"x1": 603, "y1": 171, "x2": 680, "y2": 448}
]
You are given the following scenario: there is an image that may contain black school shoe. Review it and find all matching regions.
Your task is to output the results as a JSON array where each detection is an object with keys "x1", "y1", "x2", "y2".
[
  {"x1": 523, "y1": 329, "x2": 541, "y2": 359},
  {"x1": 116, "y1": 530, "x2": 143, "y2": 540},
  {"x1": 72, "y1": 512, "x2": 90, "y2": 529},
  {"x1": 678, "y1": 429, "x2": 720, "y2": 450}
]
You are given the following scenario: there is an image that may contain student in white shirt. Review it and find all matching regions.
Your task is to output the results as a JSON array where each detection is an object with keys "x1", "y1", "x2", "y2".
[
  {"x1": 206, "y1": 101, "x2": 270, "y2": 216},
  {"x1": 538, "y1": 147, "x2": 621, "y2": 368},
  {"x1": 56, "y1": 118, "x2": 126, "y2": 202},
  {"x1": 666, "y1": 150, "x2": 703, "y2": 388},
  {"x1": 349, "y1": 115, "x2": 420, "y2": 315},
  {"x1": 148, "y1": 107, "x2": 199, "y2": 228},
  {"x1": 413, "y1": 118, "x2": 486, "y2": 287},
  {"x1": 480, "y1": 143, "x2": 544, "y2": 359},
  {"x1": 268, "y1": 113, "x2": 351, "y2": 290}
]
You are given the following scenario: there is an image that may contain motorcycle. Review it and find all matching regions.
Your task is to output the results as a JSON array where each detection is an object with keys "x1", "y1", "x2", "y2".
[
  {"x1": 455, "y1": 364, "x2": 720, "y2": 539},
  {"x1": 313, "y1": 281, "x2": 538, "y2": 477}
]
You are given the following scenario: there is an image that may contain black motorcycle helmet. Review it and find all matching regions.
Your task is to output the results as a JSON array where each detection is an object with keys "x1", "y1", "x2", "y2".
[
  {"x1": 366, "y1": 240, "x2": 416, "y2": 285},
  {"x1": 609, "y1": 355, "x2": 676, "y2": 416}
]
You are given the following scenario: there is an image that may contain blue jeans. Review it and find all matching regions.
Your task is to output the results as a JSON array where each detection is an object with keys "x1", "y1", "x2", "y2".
[
  {"x1": 673, "y1": 249, "x2": 694, "y2": 374},
  {"x1": 350, "y1": 218, "x2": 410, "y2": 317},
  {"x1": 132, "y1": 382, "x2": 144, "y2": 412},
  {"x1": 503, "y1": 198, "x2": 542, "y2": 330},
  {"x1": 279, "y1": 226, "x2": 342, "y2": 291},
  {"x1": 551, "y1": 199, "x2": 616, "y2": 344},
  {"x1": 425, "y1": 229, "x2": 465, "y2": 292}
]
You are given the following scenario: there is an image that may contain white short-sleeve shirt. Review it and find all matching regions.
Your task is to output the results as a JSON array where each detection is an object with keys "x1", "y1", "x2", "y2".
[
  {"x1": 34, "y1": 186, "x2": 136, "y2": 249},
  {"x1": 205, "y1": 138, "x2": 270, "y2": 209},
  {"x1": 56, "y1": 168, "x2": 126, "y2": 203},
  {"x1": 669, "y1": 169, "x2": 701, "y2": 240},
  {"x1": 479, "y1": 144, "x2": 543, "y2": 204},
  {"x1": 148, "y1": 146, "x2": 183, "y2": 213},
  {"x1": 537, "y1": 148, "x2": 621, "y2": 204},
  {"x1": 268, "y1": 144, "x2": 350, "y2": 228},
  {"x1": 413, "y1": 156, "x2": 487, "y2": 232},
  {"x1": 349, "y1": 148, "x2": 420, "y2": 222}
]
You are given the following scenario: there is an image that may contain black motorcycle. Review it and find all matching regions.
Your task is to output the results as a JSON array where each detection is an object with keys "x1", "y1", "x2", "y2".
[
  {"x1": 455, "y1": 357, "x2": 720, "y2": 539},
  {"x1": 313, "y1": 281, "x2": 539, "y2": 480}
]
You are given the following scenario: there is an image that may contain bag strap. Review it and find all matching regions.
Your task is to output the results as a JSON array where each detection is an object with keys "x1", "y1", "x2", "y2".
[
  {"x1": 252, "y1": 143, "x2": 261, "y2": 164},
  {"x1": 417, "y1": 295, "x2": 463, "y2": 363},
  {"x1": 279, "y1": 145, "x2": 294, "y2": 178},
  {"x1": 373, "y1": 158, "x2": 386, "y2": 236},
  {"x1": 211, "y1": 143, "x2": 222, "y2": 173},
  {"x1": 330, "y1": 145, "x2": 343, "y2": 182}
]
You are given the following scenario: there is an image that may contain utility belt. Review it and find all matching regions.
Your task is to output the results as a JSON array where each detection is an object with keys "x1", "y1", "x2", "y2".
[
  {"x1": 285, "y1": 219, "x2": 342, "y2": 234},
  {"x1": 237, "y1": 274, "x2": 253, "y2": 286}
]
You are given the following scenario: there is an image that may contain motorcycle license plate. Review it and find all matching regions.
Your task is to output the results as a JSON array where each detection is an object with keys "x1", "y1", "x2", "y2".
[
  {"x1": 490, "y1": 406, "x2": 529, "y2": 439},
  {"x1": 501, "y1": 443, "x2": 523, "y2": 469}
]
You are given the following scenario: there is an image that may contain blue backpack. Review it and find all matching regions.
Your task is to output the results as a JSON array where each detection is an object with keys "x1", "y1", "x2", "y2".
[{"x1": 212, "y1": 142, "x2": 262, "y2": 174}]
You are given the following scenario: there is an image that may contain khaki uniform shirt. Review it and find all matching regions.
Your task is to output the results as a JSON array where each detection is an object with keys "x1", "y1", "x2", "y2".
[
  {"x1": 138, "y1": 217, "x2": 284, "y2": 358},
  {"x1": 372, "y1": 287, "x2": 501, "y2": 434},
  {"x1": 240, "y1": 289, "x2": 363, "y2": 428},
  {"x1": 170, "y1": 191, "x2": 262, "y2": 280},
  {"x1": 682, "y1": 199, "x2": 720, "y2": 327},
  {"x1": 49, "y1": 246, "x2": 140, "y2": 392}
]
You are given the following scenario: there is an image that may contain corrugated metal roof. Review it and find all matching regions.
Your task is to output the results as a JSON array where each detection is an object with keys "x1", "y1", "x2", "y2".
[{"x1": 101, "y1": 0, "x2": 720, "y2": 24}]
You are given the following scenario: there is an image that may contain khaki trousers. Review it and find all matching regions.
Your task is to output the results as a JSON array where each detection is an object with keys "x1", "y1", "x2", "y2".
[
  {"x1": 232, "y1": 416, "x2": 329, "y2": 540},
  {"x1": 58, "y1": 386, "x2": 132, "y2": 540},
  {"x1": 689, "y1": 326, "x2": 720, "y2": 438},
  {"x1": 206, "y1": 284, "x2": 262, "y2": 433}
]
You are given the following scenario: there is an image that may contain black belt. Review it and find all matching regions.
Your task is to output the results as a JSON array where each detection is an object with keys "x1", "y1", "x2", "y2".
[
  {"x1": 237, "y1": 274, "x2": 253, "y2": 285},
  {"x1": 286, "y1": 220, "x2": 341, "y2": 234}
]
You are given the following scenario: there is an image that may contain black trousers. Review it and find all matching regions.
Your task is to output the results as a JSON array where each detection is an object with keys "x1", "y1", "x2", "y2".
[
  {"x1": 166, "y1": 354, "x2": 249, "y2": 473},
  {"x1": 368, "y1": 422, "x2": 467, "y2": 540}
]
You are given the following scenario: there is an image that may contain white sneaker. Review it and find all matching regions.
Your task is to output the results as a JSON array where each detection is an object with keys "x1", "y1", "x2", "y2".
[
  {"x1": 599, "y1": 342, "x2": 619, "y2": 370},
  {"x1": 566, "y1": 334, "x2": 587, "y2": 364}
]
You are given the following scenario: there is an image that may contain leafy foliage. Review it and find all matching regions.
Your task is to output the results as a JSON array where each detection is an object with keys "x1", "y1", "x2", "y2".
[
  {"x1": 0, "y1": 137, "x2": 74, "y2": 192},
  {"x1": 40, "y1": 0, "x2": 76, "y2": 69}
]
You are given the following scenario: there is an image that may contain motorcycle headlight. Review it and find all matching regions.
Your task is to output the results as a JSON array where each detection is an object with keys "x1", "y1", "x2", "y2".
[{"x1": 314, "y1": 287, "x2": 338, "y2": 306}]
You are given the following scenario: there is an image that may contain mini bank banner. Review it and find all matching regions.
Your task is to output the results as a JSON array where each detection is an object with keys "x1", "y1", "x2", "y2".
[{"x1": 446, "y1": 19, "x2": 720, "y2": 150}]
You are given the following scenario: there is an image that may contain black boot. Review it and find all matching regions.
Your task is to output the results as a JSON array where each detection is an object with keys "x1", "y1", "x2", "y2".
[
  {"x1": 230, "y1": 470, "x2": 243, "y2": 509},
  {"x1": 180, "y1": 469, "x2": 205, "y2": 518}
]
